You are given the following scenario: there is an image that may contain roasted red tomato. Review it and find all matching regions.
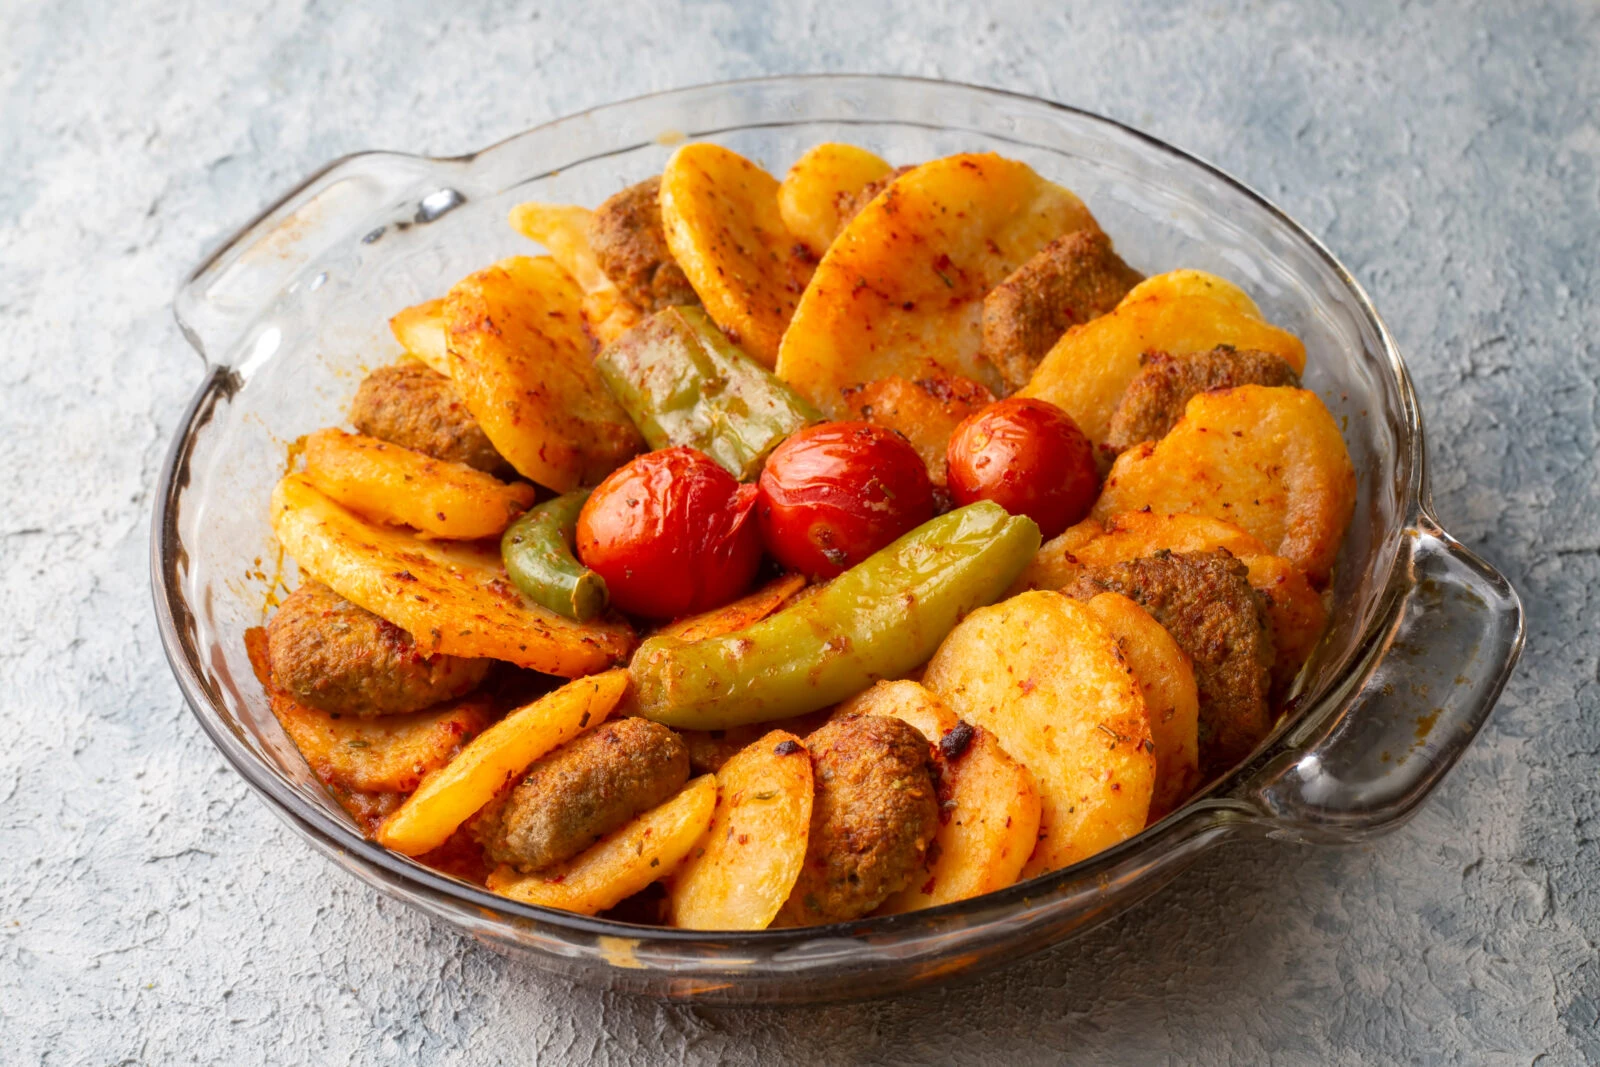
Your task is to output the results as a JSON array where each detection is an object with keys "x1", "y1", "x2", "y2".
[
  {"x1": 946, "y1": 398, "x2": 1097, "y2": 539},
  {"x1": 757, "y1": 422, "x2": 936, "y2": 579},
  {"x1": 575, "y1": 447, "x2": 762, "y2": 618}
]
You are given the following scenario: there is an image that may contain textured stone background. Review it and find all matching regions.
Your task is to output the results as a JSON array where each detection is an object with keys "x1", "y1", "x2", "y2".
[{"x1": 2, "y1": 0, "x2": 1595, "y2": 1062}]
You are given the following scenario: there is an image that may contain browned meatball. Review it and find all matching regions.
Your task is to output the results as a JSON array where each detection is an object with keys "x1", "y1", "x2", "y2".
[
  {"x1": 981, "y1": 229, "x2": 1144, "y2": 393},
  {"x1": 474, "y1": 718, "x2": 690, "y2": 874},
  {"x1": 1066, "y1": 550, "x2": 1275, "y2": 776},
  {"x1": 1103, "y1": 346, "x2": 1302, "y2": 453},
  {"x1": 588, "y1": 176, "x2": 699, "y2": 312},
  {"x1": 348, "y1": 362, "x2": 508, "y2": 473},
  {"x1": 837, "y1": 164, "x2": 916, "y2": 229},
  {"x1": 780, "y1": 715, "x2": 939, "y2": 925},
  {"x1": 266, "y1": 582, "x2": 490, "y2": 716}
]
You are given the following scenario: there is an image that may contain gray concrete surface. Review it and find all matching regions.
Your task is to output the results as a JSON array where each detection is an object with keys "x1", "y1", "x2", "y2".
[{"x1": 2, "y1": 0, "x2": 1595, "y2": 1062}]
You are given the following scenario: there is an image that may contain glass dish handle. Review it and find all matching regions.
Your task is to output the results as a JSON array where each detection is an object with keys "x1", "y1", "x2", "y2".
[
  {"x1": 1237, "y1": 514, "x2": 1524, "y2": 842},
  {"x1": 173, "y1": 151, "x2": 448, "y2": 367}
]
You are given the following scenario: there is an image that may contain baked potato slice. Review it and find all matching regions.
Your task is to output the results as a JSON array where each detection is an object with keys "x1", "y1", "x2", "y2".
[
  {"x1": 301, "y1": 428, "x2": 535, "y2": 540},
  {"x1": 486, "y1": 774, "x2": 717, "y2": 914},
  {"x1": 923, "y1": 590, "x2": 1155, "y2": 877},
  {"x1": 659, "y1": 143, "x2": 813, "y2": 367},
  {"x1": 837, "y1": 681, "x2": 1042, "y2": 911},
  {"x1": 777, "y1": 142, "x2": 894, "y2": 258},
  {"x1": 270, "y1": 474, "x2": 634, "y2": 674},
  {"x1": 376, "y1": 670, "x2": 629, "y2": 856},
  {"x1": 1093, "y1": 385, "x2": 1356, "y2": 584},
  {"x1": 1015, "y1": 510, "x2": 1327, "y2": 690},
  {"x1": 445, "y1": 255, "x2": 642, "y2": 491},
  {"x1": 389, "y1": 297, "x2": 452, "y2": 377},
  {"x1": 1079, "y1": 593, "x2": 1200, "y2": 820},
  {"x1": 652, "y1": 572, "x2": 809, "y2": 643},
  {"x1": 1018, "y1": 270, "x2": 1307, "y2": 447},
  {"x1": 777, "y1": 152, "x2": 1097, "y2": 414},
  {"x1": 840, "y1": 374, "x2": 996, "y2": 486},
  {"x1": 507, "y1": 201, "x2": 642, "y2": 345},
  {"x1": 666, "y1": 730, "x2": 814, "y2": 930}
]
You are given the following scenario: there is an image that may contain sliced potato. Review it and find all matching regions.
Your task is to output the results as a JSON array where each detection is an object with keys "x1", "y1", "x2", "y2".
[
  {"x1": 301, "y1": 429, "x2": 535, "y2": 540},
  {"x1": 666, "y1": 730, "x2": 814, "y2": 930},
  {"x1": 837, "y1": 681, "x2": 1042, "y2": 911},
  {"x1": 652, "y1": 572, "x2": 809, "y2": 643},
  {"x1": 777, "y1": 142, "x2": 894, "y2": 258},
  {"x1": 507, "y1": 201, "x2": 642, "y2": 345},
  {"x1": 486, "y1": 774, "x2": 717, "y2": 914},
  {"x1": 1019, "y1": 270, "x2": 1307, "y2": 447},
  {"x1": 922, "y1": 590, "x2": 1155, "y2": 877},
  {"x1": 840, "y1": 374, "x2": 996, "y2": 486},
  {"x1": 271, "y1": 690, "x2": 495, "y2": 795},
  {"x1": 659, "y1": 143, "x2": 812, "y2": 367},
  {"x1": 1079, "y1": 593, "x2": 1200, "y2": 820},
  {"x1": 1016, "y1": 510, "x2": 1327, "y2": 689},
  {"x1": 377, "y1": 670, "x2": 628, "y2": 856},
  {"x1": 776, "y1": 153, "x2": 1097, "y2": 414},
  {"x1": 270, "y1": 474, "x2": 634, "y2": 674},
  {"x1": 445, "y1": 255, "x2": 642, "y2": 491},
  {"x1": 1093, "y1": 385, "x2": 1356, "y2": 584},
  {"x1": 389, "y1": 297, "x2": 451, "y2": 376}
]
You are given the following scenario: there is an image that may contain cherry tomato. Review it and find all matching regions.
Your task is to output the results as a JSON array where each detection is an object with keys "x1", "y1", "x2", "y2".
[
  {"x1": 757, "y1": 422, "x2": 936, "y2": 579},
  {"x1": 945, "y1": 398, "x2": 1097, "y2": 539},
  {"x1": 575, "y1": 447, "x2": 762, "y2": 618}
]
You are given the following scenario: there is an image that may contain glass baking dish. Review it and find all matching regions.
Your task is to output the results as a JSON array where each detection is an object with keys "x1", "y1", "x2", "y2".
[{"x1": 151, "y1": 75, "x2": 1524, "y2": 1004}]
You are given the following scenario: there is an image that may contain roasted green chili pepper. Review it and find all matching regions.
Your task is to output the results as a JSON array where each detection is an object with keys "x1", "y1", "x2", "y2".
[
  {"x1": 629, "y1": 502, "x2": 1041, "y2": 728},
  {"x1": 501, "y1": 489, "x2": 608, "y2": 622},
  {"x1": 596, "y1": 306, "x2": 821, "y2": 481}
]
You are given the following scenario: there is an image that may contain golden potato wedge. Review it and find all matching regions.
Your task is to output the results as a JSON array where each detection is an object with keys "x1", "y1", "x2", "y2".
[
  {"x1": 1014, "y1": 511, "x2": 1327, "y2": 689},
  {"x1": 486, "y1": 774, "x2": 717, "y2": 914},
  {"x1": 840, "y1": 374, "x2": 997, "y2": 486},
  {"x1": 301, "y1": 429, "x2": 535, "y2": 540},
  {"x1": 270, "y1": 474, "x2": 634, "y2": 674},
  {"x1": 837, "y1": 681, "x2": 1042, "y2": 911},
  {"x1": 1079, "y1": 593, "x2": 1200, "y2": 820},
  {"x1": 923, "y1": 590, "x2": 1155, "y2": 877},
  {"x1": 659, "y1": 143, "x2": 813, "y2": 367},
  {"x1": 1121, "y1": 269, "x2": 1264, "y2": 319},
  {"x1": 389, "y1": 297, "x2": 452, "y2": 377},
  {"x1": 1093, "y1": 385, "x2": 1356, "y2": 584},
  {"x1": 777, "y1": 142, "x2": 894, "y2": 258},
  {"x1": 777, "y1": 153, "x2": 1097, "y2": 414},
  {"x1": 445, "y1": 255, "x2": 642, "y2": 491},
  {"x1": 1019, "y1": 270, "x2": 1307, "y2": 447},
  {"x1": 666, "y1": 730, "x2": 814, "y2": 930},
  {"x1": 377, "y1": 670, "x2": 628, "y2": 856},
  {"x1": 652, "y1": 572, "x2": 809, "y2": 643},
  {"x1": 507, "y1": 201, "x2": 642, "y2": 346}
]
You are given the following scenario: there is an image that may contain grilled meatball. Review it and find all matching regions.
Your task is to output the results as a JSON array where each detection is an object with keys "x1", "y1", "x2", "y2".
[
  {"x1": 781, "y1": 715, "x2": 939, "y2": 925},
  {"x1": 348, "y1": 362, "x2": 508, "y2": 473},
  {"x1": 1104, "y1": 346, "x2": 1302, "y2": 453},
  {"x1": 1066, "y1": 550, "x2": 1274, "y2": 775},
  {"x1": 588, "y1": 176, "x2": 699, "y2": 312},
  {"x1": 981, "y1": 229, "x2": 1144, "y2": 393},
  {"x1": 475, "y1": 718, "x2": 690, "y2": 874},
  {"x1": 837, "y1": 164, "x2": 916, "y2": 229},
  {"x1": 266, "y1": 582, "x2": 490, "y2": 716}
]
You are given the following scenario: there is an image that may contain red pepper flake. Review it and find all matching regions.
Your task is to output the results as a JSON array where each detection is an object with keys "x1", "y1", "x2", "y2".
[{"x1": 1018, "y1": 678, "x2": 1038, "y2": 695}]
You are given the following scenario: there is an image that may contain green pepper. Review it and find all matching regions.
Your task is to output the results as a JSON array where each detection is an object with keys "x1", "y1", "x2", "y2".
[
  {"x1": 629, "y1": 502, "x2": 1041, "y2": 729},
  {"x1": 596, "y1": 306, "x2": 821, "y2": 481},
  {"x1": 501, "y1": 489, "x2": 608, "y2": 622}
]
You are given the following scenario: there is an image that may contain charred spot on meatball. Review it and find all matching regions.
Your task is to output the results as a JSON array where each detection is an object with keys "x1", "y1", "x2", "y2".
[
  {"x1": 981, "y1": 229, "x2": 1144, "y2": 393},
  {"x1": 1103, "y1": 346, "x2": 1302, "y2": 454},
  {"x1": 265, "y1": 581, "x2": 490, "y2": 716},
  {"x1": 348, "y1": 362, "x2": 509, "y2": 474},
  {"x1": 588, "y1": 176, "x2": 699, "y2": 312},
  {"x1": 474, "y1": 717, "x2": 690, "y2": 875},
  {"x1": 1066, "y1": 550, "x2": 1275, "y2": 776},
  {"x1": 780, "y1": 715, "x2": 939, "y2": 925}
]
